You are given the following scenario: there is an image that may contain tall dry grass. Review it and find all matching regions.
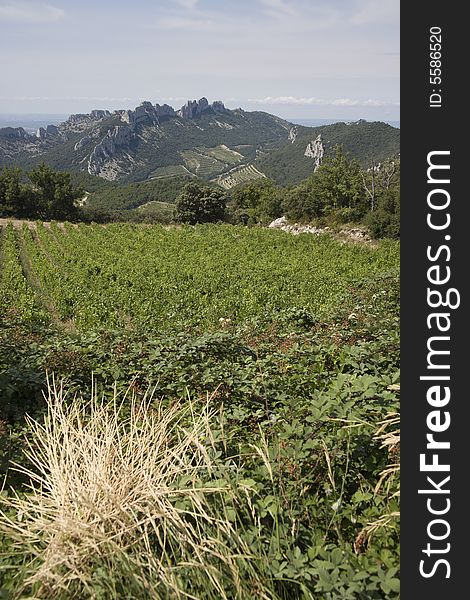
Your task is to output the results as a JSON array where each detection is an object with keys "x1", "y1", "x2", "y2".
[{"x1": 0, "y1": 380, "x2": 278, "y2": 599}]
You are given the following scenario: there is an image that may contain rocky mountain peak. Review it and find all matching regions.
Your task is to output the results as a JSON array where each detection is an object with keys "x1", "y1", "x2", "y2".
[
  {"x1": 177, "y1": 98, "x2": 226, "y2": 119},
  {"x1": 0, "y1": 127, "x2": 32, "y2": 140}
]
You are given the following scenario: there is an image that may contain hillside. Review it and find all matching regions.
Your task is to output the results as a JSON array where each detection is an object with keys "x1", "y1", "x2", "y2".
[
  {"x1": 0, "y1": 99, "x2": 399, "y2": 189},
  {"x1": 257, "y1": 120, "x2": 400, "y2": 186}
]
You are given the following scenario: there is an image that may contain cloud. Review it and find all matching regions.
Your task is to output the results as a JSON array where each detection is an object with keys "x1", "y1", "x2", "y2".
[
  {"x1": 249, "y1": 96, "x2": 323, "y2": 105},
  {"x1": 249, "y1": 96, "x2": 399, "y2": 107},
  {"x1": 258, "y1": 0, "x2": 298, "y2": 19},
  {"x1": 351, "y1": 0, "x2": 399, "y2": 25},
  {"x1": 0, "y1": 1, "x2": 65, "y2": 23},
  {"x1": 0, "y1": 96, "x2": 134, "y2": 102},
  {"x1": 174, "y1": 0, "x2": 200, "y2": 8},
  {"x1": 156, "y1": 15, "x2": 216, "y2": 31}
]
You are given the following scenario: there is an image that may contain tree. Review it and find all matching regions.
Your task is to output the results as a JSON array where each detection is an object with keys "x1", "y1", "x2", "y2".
[
  {"x1": 282, "y1": 146, "x2": 366, "y2": 223},
  {"x1": 311, "y1": 145, "x2": 365, "y2": 215},
  {"x1": 229, "y1": 179, "x2": 282, "y2": 224},
  {"x1": 282, "y1": 178, "x2": 324, "y2": 222},
  {"x1": 365, "y1": 188, "x2": 400, "y2": 239},
  {"x1": 175, "y1": 182, "x2": 226, "y2": 224},
  {"x1": 361, "y1": 157, "x2": 400, "y2": 212},
  {"x1": 0, "y1": 167, "x2": 34, "y2": 217},
  {"x1": 28, "y1": 164, "x2": 82, "y2": 220}
]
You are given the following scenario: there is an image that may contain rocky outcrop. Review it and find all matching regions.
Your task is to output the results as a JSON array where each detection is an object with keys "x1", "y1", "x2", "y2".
[
  {"x1": 46, "y1": 124, "x2": 59, "y2": 136},
  {"x1": 88, "y1": 125, "x2": 133, "y2": 176},
  {"x1": 90, "y1": 109, "x2": 111, "y2": 120},
  {"x1": 177, "y1": 98, "x2": 226, "y2": 119},
  {"x1": 74, "y1": 135, "x2": 91, "y2": 150},
  {"x1": 0, "y1": 127, "x2": 33, "y2": 140},
  {"x1": 288, "y1": 126, "x2": 297, "y2": 144},
  {"x1": 155, "y1": 103, "x2": 175, "y2": 118},
  {"x1": 269, "y1": 216, "x2": 326, "y2": 235},
  {"x1": 269, "y1": 216, "x2": 371, "y2": 243},
  {"x1": 211, "y1": 100, "x2": 227, "y2": 113},
  {"x1": 36, "y1": 124, "x2": 60, "y2": 140},
  {"x1": 64, "y1": 110, "x2": 111, "y2": 133},
  {"x1": 120, "y1": 101, "x2": 175, "y2": 126},
  {"x1": 304, "y1": 134, "x2": 324, "y2": 171}
]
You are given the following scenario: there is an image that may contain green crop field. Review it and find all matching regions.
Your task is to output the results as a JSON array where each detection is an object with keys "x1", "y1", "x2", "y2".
[
  {"x1": 216, "y1": 163, "x2": 267, "y2": 189},
  {"x1": 203, "y1": 144, "x2": 244, "y2": 164},
  {"x1": 0, "y1": 220, "x2": 400, "y2": 599},
  {"x1": 181, "y1": 149, "x2": 227, "y2": 176}
]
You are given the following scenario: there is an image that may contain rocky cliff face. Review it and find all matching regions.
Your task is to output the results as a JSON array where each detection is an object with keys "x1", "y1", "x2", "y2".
[
  {"x1": 88, "y1": 125, "x2": 133, "y2": 177},
  {"x1": 177, "y1": 97, "x2": 226, "y2": 119},
  {"x1": 304, "y1": 134, "x2": 324, "y2": 171},
  {"x1": 288, "y1": 126, "x2": 297, "y2": 144},
  {"x1": 0, "y1": 127, "x2": 32, "y2": 140}
]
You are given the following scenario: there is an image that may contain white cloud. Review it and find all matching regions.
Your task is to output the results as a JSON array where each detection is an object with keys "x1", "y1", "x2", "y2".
[
  {"x1": 249, "y1": 96, "x2": 399, "y2": 107},
  {"x1": 156, "y1": 16, "x2": 216, "y2": 32},
  {"x1": 0, "y1": 1, "x2": 65, "y2": 23},
  {"x1": 0, "y1": 96, "x2": 134, "y2": 102},
  {"x1": 351, "y1": 0, "x2": 399, "y2": 25},
  {"x1": 174, "y1": 0, "x2": 200, "y2": 8},
  {"x1": 258, "y1": 0, "x2": 298, "y2": 19},
  {"x1": 249, "y1": 96, "x2": 323, "y2": 105}
]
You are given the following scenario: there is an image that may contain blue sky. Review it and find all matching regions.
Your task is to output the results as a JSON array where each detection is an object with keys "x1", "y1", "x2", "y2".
[{"x1": 0, "y1": 0, "x2": 399, "y2": 120}]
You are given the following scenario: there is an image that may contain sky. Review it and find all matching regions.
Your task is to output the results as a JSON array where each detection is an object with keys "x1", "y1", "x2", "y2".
[{"x1": 0, "y1": 0, "x2": 399, "y2": 121}]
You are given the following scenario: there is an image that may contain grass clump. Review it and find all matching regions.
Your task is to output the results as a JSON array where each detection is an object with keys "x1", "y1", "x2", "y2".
[{"x1": 0, "y1": 380, "x2": 278, "y2": 599}]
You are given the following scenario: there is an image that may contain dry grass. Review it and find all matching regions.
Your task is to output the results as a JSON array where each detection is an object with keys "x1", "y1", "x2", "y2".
[
  {"x1": 0, "y1": 379, "x2": 277, "y2": 599},
  {"x1": 354, "y1": 410, "x2": 400, "y2": 554}
]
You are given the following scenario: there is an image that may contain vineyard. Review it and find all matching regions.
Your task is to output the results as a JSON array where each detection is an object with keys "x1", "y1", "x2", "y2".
[
  {"x1": 0, "y1": 220, "x2": 400, "y2": 599},
  {"x1": 216, "y1": 163, "x2": 267, "y2": 189}
]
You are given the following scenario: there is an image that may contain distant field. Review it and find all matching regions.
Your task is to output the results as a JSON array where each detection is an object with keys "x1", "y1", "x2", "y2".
[
  {"x1": 203, "y1": 144, "x2": 244, "y2": 163},
  {"x1": 148, "y1": 165, "x2": 192, "y2": 179},
  {"x1": 216, "y1": 164, "x2": 266, "y2": 189},
  {"x1": 179, "y1": 145, "x2": 244, "y2": 178},
  {"x1": 181, "y1": 150, "x2": 225, "y2": 176}
]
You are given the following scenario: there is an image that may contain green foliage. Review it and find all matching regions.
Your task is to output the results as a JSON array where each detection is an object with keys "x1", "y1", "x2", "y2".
[
  {"x1": 0, "y1": 221, "x2": 400, "y2": 598},
  {"x1": 0, "y1": 167, "x2": 34, "y2": 218},
  {"x1": 228, "y1": 178, "x2": 283, "y2": 223},
  {"x1": 28, "y1": 164, "x2": 81, "y2": 220},
  {"x1": 365, "y1": 189, "x2": 400, "y2": 239},
  {"x1": 257, "y1": 121, "x2": 400, "y2": 187},
  {"x1": 0, "y1": 165, "x2": 81, "y2": 221},
  {"x1": 91, "y1": 176, "x2": 189, "y2": 211},
  {"x1": 175, "y1": 181, "x2": 226, "y2": 224},
  {"x1": 283, "y1": 146, "x2": 366, "y2": 222}
]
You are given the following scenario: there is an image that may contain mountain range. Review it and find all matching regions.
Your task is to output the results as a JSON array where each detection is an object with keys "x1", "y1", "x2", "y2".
[{"x1": 0, "y1": 98, "x2": 399, "y2": 189}]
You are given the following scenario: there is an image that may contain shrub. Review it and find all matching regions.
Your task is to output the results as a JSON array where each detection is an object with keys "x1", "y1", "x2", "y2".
[{"x1": 175, "y1": 181, "x2": 226, "y2": 224}]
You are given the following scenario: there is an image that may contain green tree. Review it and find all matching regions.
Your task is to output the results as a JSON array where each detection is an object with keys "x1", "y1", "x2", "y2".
[
  {"x1": 229, "y1": 179, "x2": 282, "y2": 224},
  {"x1": 282, "y1": 146, "x2": 366, "y2": 223},
  {"x1": 175, "y1": 182, "x2": 226, "y2": 224},
  {"x1": 365, "y1": 187, "x2": 400, "y2": 239},
  {"x1": 0, "y1": 167, "x2": 34, "y2": 217},
  {"x1": 312, "y1": 145, "x2": 365, "y2": 215},
  {"x1": 28, "y1": 164, "x2": 82, "y2": 220},
  {"x1": 282, "y1": 178, "x2": 324, "y2": 222}
]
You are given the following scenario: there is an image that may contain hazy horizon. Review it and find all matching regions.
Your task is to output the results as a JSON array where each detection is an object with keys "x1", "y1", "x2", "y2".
[{"x1": 1, "y1": 0, "x2": 399, "y2": 121}]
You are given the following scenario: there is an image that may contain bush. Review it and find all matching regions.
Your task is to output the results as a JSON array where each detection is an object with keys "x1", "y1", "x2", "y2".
[
  {"x1": 175, "y1": 181, "x2": 226, "y2": 224},
  {"x1": 365, "y1": 190, "x2": 400, "y2": 239}
]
